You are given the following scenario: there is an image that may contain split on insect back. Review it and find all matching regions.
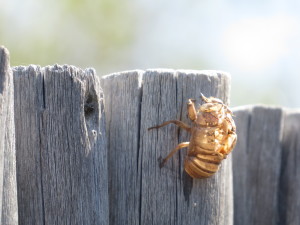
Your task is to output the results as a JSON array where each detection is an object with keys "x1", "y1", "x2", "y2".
[{"x1": 148, "y1": 93, "x2": 237, "y2": 179}]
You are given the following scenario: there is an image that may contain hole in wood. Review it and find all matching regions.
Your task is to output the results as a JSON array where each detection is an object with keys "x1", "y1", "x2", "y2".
[{"x1": 84, "y1": 93, "x2": 96, "y2": 118}]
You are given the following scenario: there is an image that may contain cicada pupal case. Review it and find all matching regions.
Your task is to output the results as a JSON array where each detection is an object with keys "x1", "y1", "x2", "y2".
[{"x1": 148, "y1": 94, "x2": 237, "y2": 178}]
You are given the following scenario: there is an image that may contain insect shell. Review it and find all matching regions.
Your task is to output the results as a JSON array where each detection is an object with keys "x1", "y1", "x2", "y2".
[{"x1": 148, "y1": 93, "x2": 237, "y2": 179}]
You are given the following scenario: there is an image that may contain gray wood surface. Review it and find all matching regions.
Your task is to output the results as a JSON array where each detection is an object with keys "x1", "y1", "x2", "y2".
[
  {"x1": 0, "y1": 46, "x2": 18, "y2": 225},
  {"x1": 233, "y1": 106, "x2": 300, "y2": 225},
  {"x1": 13, "y1": 65, "x2": 109, "y2": 225},
  {"x1": 280, "y1": 109, "x2": 300, "y2": 225},
  {"x1": 101, "y1": 69, "x2": 233, "y2": 225}
]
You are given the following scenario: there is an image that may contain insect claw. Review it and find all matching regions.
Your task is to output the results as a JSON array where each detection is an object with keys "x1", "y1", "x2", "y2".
[
  {"x1": 148, "y1": 125, "x2": 159, "y2": 130},
  {"x1": 200, "y1": 93, "x2": 209, "y2": 103},
  {"x1": 159, "y1": 157, "x2": 167, "y2": 168},
  {"x1": 159, "y1": 161, "x2": 166, "y2": 168}
]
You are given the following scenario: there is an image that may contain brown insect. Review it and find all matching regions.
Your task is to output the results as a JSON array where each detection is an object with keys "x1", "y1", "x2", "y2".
[{"x1": 148, "y1": 93, "x2": 237, "y2": 178}]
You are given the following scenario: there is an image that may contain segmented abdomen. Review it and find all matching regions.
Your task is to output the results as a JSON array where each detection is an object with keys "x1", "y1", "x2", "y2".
[
  {"x1": 183, "y1": 125, "x2": 230, "y2": 178},
  {"x1": 184, "y1": 152, "x2": 222, "y2": 178}
]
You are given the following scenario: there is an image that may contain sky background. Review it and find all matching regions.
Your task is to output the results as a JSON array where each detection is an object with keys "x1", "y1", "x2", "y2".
[{"x1": 1, "y1": 0, "x2": 300, "y2": 107}]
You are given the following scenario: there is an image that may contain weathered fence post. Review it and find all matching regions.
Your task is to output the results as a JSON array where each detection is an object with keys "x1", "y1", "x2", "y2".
[
  {"x1": 280, "y1": 109, "x2": 300, "y2": 225},
  {"x1": 232, "y1": 106, "x2": 283, "y2": 225},
  {"x1": 13, "y1": 65, "x2": 109, "y2": 224},
  {"x1": 232, "y1": 106, "x2": 300, "y2": 225},
  {"x1": 101, "y1": 69, "x2": 233, "y2": 225},
  {"x1": 0, "y1": 46, "x2": 18, "y2": 225}
]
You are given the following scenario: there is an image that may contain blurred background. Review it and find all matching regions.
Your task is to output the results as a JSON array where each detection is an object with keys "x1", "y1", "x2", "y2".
[{"x1": 1, "y1": 0, "x2": 300, "y2": 107}]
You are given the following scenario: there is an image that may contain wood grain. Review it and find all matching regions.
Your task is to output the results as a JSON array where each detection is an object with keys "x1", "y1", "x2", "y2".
[
  {"x1": 232, "y1": 105, "x2": 300, "y2": 225},
  {"x1": 101, "y1": 70, "x2": 143, "y2": 225},
  {"x1": 101, "y1": 69, "x2": 232, "y2": 225},
  {"x1": 279, "y1": 109, "x2": 300, "y2": 225},
  {"x1": 0, "y1": 46, "x2": 18, "y2": 225},
  {"x1": 13, "y1": 65, "x2": 109, "y2": 225}
]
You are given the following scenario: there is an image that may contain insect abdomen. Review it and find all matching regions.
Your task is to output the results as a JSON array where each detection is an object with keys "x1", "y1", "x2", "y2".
[{"x1": 184, "y1": 153, "x2": 222, "y2": 178}]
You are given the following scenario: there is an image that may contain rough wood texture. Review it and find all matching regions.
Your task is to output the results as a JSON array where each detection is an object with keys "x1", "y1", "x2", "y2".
[
  {"x1": 233, "y1": 106, "x2": 300, "y2": 225},
  {"x1": 101, "y1": 69, "x2": 233, "y2": 225},
  {"x1": 13, "y1": 65, "x2": 108, "y2": 225},
  {"x1": 280, "y1": 109, "x2": 300, "y2": 225},
  {"x1": 0, "y1": 46, "x2": 18, "y2": 225}
]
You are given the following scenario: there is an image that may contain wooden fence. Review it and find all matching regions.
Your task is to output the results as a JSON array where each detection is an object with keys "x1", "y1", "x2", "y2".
[
  {"x1": 0, "y1": 45, "x2": 299, "y2": 225},
  {"x1": 233, "y1": 106, "x2": 300, "y2": 225}
]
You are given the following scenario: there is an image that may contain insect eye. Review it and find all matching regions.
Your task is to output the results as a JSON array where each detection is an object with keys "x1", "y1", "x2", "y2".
[
  {"x1": 200, "y1": 103, "x2": 213, "y2": 111},
  {"x1": 211, "y1": 103, "x2": 223, "y2": 111}
]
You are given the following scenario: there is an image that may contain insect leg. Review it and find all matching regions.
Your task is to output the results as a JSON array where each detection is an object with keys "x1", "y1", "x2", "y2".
[
  {"x1": 148, "y1": 120, "x2": 191, "y2": 132},
  {"x1": 200, "y1": 93, "x2": 210, "y2": 103},
  {"x1": 160, "y1": 142, "x2": 190, "y2": 168},
  {"x1": 187, "y1": 99, "x2": 197, "y2": 121},
  {"x1": 218, "y1": 133, "x2": 237, "y2": 156}
]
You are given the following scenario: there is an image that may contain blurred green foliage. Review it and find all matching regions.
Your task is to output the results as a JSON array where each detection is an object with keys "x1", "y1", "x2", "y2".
[
  {"x1": 1, "y1": 0, "x2": 136, "y2": 74},
  {"x1": 1, "y1": 0, "x2": 298, "y2": 107}
]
